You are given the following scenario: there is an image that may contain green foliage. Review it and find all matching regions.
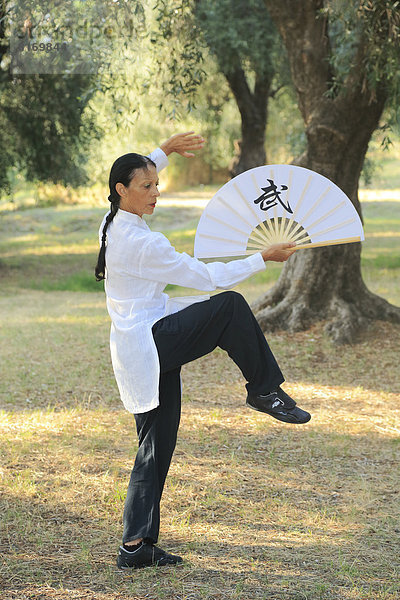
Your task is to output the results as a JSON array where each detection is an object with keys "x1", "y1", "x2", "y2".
[
  {"x1": 152, "y1": 0, "x2": 288, "y2": 113},
  {"x1": 151, "y1": 0, "x2": 293, "y2": 174},
  {"x1": 179, "y1": 61, "x2": 239, "y2": 172},
  {"x1": 358, "y1": 0, "x2": 400, "y2": 94},
  {"x1": 152, "y1": 0, "x2": 206, "y2": 115},
  {"x1": 194, "y1": 0, "x2": 277, "y2": 81},
  {"x1": 0, "y1": 2, "x2": 105, "y2": 194},
  {"x1": 0, "y1": 74, "x2": 99, "y2": 190},
  {"x1": 7, "y1": 0, "x2": 146, "y2": 76},
  {"x1": 0, "y1": 0, "x2": 151, "y2": 195},
  {"x1": 318, "y1": 1, "x2": 400, "y2": 166},
  {"x1": 323, "y1": 0, "x2": 400, "y2": 102}
]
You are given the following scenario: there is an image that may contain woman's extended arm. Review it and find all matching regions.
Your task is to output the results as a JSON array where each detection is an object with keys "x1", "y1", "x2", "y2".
[{"x1": 134, "y1": 232, "x2": 294, "y2": 292}]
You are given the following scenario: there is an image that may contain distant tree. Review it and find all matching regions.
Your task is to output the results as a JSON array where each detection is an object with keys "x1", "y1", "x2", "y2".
[
  {"x1": 0, "y1": 74, "x2": 99, "y2": 192},
  {"x1": 194, "y1": 0, "x2": 285, "y2": 175},
  {"x1": 154, "y1": 0, "x2": 288, "y2": 175},
  {"x1": 251, "y1": 0, "x2": 400, "y2": 343},
  {"x1": 0, "y1": 2, "x2": 98, "y2": 192},
  {"x1": 0, "y1": 0, "x2": 146, "y2": 194}
]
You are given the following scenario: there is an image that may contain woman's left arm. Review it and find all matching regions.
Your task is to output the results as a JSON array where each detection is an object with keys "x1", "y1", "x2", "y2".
[{"x1": 136, "y1": 232, "x2": 266, "y2": 292}]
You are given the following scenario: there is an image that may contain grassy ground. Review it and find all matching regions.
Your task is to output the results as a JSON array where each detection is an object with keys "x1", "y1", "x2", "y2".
[{"x1": 0, "y1": 189, "x2": 399, "y2": 600}]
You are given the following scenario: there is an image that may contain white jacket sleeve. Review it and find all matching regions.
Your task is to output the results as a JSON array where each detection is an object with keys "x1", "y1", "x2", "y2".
[
  {"x1": 148, "y1": 148, "x2": 169, "y2": 173},
  {"x1": 137, "y1": 231, "x2": 266, "y2": 291}
]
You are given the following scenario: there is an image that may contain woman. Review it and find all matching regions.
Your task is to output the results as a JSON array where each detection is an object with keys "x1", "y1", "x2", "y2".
[{"x1": 95, "y1": 132, "x2": 311, "y2": 570}]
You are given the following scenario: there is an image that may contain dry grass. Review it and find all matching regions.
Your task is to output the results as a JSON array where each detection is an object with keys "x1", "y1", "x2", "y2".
[
  {"x1": 1, "y1": 296, "x2": 399, "y2": 600},
  {"x1": 1, "y1": 193, "x2": 399, "y2": 600}
]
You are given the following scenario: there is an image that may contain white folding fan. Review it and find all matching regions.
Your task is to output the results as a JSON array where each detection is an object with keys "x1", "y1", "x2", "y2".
[{"x1": 194, "y1": 164, "x2": 364, "y2": 259}]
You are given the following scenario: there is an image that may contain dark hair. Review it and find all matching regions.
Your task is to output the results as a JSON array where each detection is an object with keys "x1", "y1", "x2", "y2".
[{"x1": 95, "y1": 153, "x2": 156, "y2": 281}]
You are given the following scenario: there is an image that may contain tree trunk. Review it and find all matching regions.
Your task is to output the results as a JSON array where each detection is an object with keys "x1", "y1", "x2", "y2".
[
  {"x1": 225, "y1": 68, "x2": 270, "y2": 176},
  {"x1": 254, "y1": 0, "x2": 400, "y2": 343}
]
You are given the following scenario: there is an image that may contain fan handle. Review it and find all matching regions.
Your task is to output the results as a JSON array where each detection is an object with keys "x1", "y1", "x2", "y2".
[{"x1": 295, "y1": 236, "x2": 361, "y2": 250}]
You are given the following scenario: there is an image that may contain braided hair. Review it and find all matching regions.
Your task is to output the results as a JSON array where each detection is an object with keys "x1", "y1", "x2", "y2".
[{"x1": 95, "y1": 153, "x2": 156, "y2": 281}]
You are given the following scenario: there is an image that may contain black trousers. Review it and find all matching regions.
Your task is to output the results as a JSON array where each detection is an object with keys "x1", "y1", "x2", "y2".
[{"x1": 122, "y1": 291, "x2": 284, "y2": 544}]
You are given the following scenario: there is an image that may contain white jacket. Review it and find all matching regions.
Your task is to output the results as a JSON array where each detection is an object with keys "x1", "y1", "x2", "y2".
[{"x1": 100, "y1": 148, "x2": 266, "y2": 413}]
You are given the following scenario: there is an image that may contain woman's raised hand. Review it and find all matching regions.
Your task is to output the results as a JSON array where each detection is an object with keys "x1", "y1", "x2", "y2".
[
  {"x1": 160, "y1": 131, "x2": 205, "y2": 157},
  {"x1": 261, "y1": 243, "x2": 297, "y2": 263}
]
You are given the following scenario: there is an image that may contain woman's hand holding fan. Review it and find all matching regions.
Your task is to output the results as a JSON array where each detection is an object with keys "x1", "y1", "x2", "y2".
[{"x1": 261, "y1": 242, "x2": 296, "y2": 263}]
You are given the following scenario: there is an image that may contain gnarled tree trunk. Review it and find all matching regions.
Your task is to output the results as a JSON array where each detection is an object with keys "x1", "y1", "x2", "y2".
[
  {"x1": 226, "y1": 69, "x2": 270, "y2": 176},
  {"x1": 254, "y1": 0, "x2": 400, "y2": 343}
]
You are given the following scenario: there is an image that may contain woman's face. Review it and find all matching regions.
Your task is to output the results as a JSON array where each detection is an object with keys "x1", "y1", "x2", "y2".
[{"x1": 117, "y1": 165, "x2": 160, "y2": 217}]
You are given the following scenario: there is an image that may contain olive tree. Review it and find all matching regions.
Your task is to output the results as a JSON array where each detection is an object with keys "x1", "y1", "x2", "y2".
[
  {"x1": 251, "y1": 0, "x2": 400, "y2": 343},
  {"x1": 154, "y1": 0, "x2": 287, "y2": 175}
]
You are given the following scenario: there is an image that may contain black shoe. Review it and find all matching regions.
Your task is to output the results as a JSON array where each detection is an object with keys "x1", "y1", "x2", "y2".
[
  {"x1": 117, "y1": 541, "x2": 183, "y2": 569},
  {"x1": 246, "y1": 387, "x2": 311, "y2": 424}
]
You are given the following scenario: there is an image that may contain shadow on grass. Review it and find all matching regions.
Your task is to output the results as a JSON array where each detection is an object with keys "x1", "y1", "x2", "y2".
[
  {"x1": 1, "y1": 459, "x2": 399, "y2": 600},
  {"x1": 1, "y1": 396, "x2": 399, "y2": 599}
]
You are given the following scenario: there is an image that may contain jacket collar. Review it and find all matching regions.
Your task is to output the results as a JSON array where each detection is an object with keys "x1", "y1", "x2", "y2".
[{"x1": 116, "y1": 209, "x2": 149, "y2": 229}]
